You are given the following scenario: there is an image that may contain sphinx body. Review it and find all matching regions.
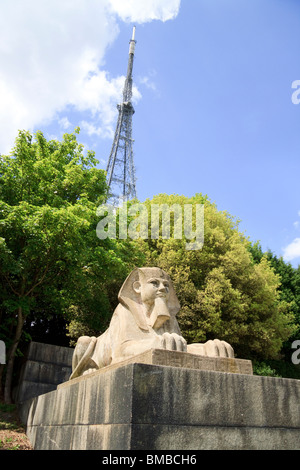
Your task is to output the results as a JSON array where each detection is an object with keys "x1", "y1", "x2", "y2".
[{"x1": 70, "y1": 267, "x2": 234, "y2": 379}]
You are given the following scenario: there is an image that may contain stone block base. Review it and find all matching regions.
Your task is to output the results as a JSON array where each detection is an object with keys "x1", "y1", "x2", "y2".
[
  {"x1": 23, "y1": 354, "x2": 300, "y2": 450},
  {"x1": 15, "y1": 342, "x2": 73, "y2": 403},
  {"x1": 58, "y1": 348, "x2": 253, "y2": 390}
]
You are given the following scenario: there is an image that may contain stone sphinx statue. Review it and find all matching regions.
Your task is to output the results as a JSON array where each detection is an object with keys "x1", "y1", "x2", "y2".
[{"x1": 70, "y1": 267, "x2": 234, "y2": 379}]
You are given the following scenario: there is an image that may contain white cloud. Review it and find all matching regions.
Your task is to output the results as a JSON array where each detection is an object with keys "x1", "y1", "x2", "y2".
[
  {"x1": 0, "y1": 0, "x2": 180, "y2": 154},
  {"x1": 108, "y1": 0, "x2": 181, "y2": 23},
  {"x1": 138, "y1": 75, "x2": 157, "y2": 92},
  {"x1": 0, "y1": 0, "x2": 119, "y2": 152},
  {"x1": 282, "y1": 238, "x2": 300, "y2": 262},
  {"x1": 59, "y1": 117, "x2": 72, "y2": 130},
  {"x1": 80, "y1": 120, "x2": 111, "y2": 139},
  {"x1": 292, "y1": 210, "x2": 300, "y2": 230}
]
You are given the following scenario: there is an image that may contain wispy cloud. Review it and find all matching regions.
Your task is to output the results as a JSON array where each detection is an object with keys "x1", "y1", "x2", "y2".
[
  {"x1": 138, "y1": 75, "x2": 157, "y2": 93},
  {"x1": 292, "y1": 210, "x2": 300, "y2": 230},
  {"x1": 108, "y1": 0, "x2": 181, "y2": 23},
  {"x1": 0, "y1": 0, "x2": 181, "y2": 154},
  {"x1": 80, "y1": 120, "x2": 112, "y2": 139},
  {"x1": 283, "y1": 238, "x2": 300, "y2": 262},
  {"x1": 59, "y1": 117, "x2": 72, "y2": 130}
]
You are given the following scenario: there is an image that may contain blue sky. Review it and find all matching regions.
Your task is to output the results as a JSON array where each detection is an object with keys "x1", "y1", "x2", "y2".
[{"x1": 1, "y1": 0, "x2": 300, "y2": 266}]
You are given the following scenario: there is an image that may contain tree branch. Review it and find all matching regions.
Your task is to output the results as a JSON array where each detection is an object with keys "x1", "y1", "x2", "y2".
[
  {"x1": 3, "y1": 274, "x2": 20, "y2": 297},
  {"x1": 25, "y1": 261, "x2": 51, "y2": 297}
]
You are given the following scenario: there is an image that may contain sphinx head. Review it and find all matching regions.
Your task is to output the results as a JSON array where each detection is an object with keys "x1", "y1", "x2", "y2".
[{"x1": 118, "y1": 267, "x2": 180, "y2": 330}]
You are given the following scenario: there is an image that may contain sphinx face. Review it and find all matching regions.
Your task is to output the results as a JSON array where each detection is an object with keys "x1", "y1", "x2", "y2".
[{"x1": 133, "y1": 276, "x2": 170, "y2": 307}]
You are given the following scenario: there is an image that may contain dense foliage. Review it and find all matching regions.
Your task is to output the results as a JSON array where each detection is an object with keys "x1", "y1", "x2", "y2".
[
  {"x1": 247, "y1": 242, "x2": 300, "y2": 377},
  {"x1": 0, "y1": 131, "x2": 299, "y2": 402},
  {"x1": 0, "y1": 129, "x2": 144, "y2": 401},
  {"x1": 133, "y1": 194, "x2": 297, "y2": 362}
]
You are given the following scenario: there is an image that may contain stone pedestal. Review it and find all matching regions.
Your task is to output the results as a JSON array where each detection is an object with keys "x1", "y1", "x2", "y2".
[
  {"x1": 22, "y1": 349, "x2": 300, "y2": 450},
  {"x1": 60, "y1": 348, "x2": 253, "y2": 388}
]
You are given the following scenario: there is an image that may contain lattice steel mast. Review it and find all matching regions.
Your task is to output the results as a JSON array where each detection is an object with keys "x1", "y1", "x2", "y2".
[{"x1": 106, "y1": 26, "x2": 137, "y2": 204}]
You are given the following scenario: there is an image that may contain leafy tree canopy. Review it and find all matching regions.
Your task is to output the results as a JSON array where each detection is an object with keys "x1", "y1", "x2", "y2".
[
  {"x1": 134, "y1": 193, "x2": 297, "y2": 361},
  {"x1": 1, "y1": 130, "x2": 299, "y2": 401},
  {"x1": 0, "y1": 129, "x2": 144, "y2": 401},
  {"x1": 248, "y1": 243, "x2": 300, "y2": 347}
]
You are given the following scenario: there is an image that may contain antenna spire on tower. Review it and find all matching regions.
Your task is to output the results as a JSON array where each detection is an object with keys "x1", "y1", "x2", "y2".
[{"x1": 106, "y1": 27, "x2": 137, "y2": 205}]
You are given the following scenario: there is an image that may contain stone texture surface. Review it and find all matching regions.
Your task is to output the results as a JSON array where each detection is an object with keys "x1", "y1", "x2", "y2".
[
  {"x1": 23, "y1": 361, "x2": 300, "y2": 450},
  {"x1": 130, "y1": 348, "x2": 252, "y2": 374},
  {"x1": 15, "y1": 341, "x2": 73, "y2": 404},
  {"x1": 60, "y1": 348, "x2": 252, "y2": 390}
]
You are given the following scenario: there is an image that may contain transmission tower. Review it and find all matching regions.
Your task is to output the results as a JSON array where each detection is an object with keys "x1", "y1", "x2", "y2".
[{"x1": 106, "y1": 26, "x2": 137, "y2": 205}]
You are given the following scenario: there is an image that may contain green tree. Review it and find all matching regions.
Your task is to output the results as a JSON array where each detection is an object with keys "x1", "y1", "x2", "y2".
[
  {"x1": 247, "y1": 243, "x2": 300, "y2": 376},
  {"x1": 248, "y1": 243, "x2": 300, "y2": 341},
  {"x1": 135, "y1": 194, "x2": 296, "y2": 361},
  {"x1": 0, "y1": 129, "x2": 144, "y2": 402}
]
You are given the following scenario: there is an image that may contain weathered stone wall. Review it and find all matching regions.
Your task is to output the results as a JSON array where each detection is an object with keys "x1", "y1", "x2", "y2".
[
  {"x1": 15, "y1": 341, "x2": 73, "y2": 404},
  {"x1": 23, "y1": 359, "x2": 300, "y2": 450}
]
